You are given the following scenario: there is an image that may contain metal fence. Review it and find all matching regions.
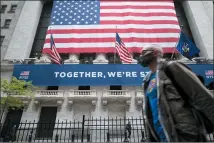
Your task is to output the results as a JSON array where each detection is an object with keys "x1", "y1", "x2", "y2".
[{"x1": 0, "y1": 115, "x2": 213, "y2": 142}]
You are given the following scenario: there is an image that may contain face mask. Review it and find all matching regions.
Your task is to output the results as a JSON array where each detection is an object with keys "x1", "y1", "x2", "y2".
[{"x1": 138, "y1": 50, "x2": 156, "y2": 67}]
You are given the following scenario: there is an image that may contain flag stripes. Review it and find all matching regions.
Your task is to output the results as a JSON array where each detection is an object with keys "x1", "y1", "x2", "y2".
[
  {"x1": 43, "y1": 1, "x2": 180, "y2": 54},
  {"x1": 49, "y1": 34, "x2": 62, "y2": 64},
  {"x1": 115, "y1": 33, "x2": 132, "y2": 64}
]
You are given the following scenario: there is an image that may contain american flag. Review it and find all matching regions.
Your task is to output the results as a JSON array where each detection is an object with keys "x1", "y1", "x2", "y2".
[
  {"x1": 43, "y1": 0, "x2": 180, "y2": 54},
  {"x1": 205, "y1": 70, "x2": 214, "y2": 76},
  {"x1": 49, "y1": 33, "x2": 62, "y2": 64},
  {"x1": 20, "y1": 71, "x2": 30, "y2": 76},
  {"x1": 115, "y1": 33, "x2": 132, "y2": 63}
]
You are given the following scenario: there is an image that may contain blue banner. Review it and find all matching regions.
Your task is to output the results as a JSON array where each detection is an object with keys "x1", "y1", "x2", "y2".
[{"x1": 12, "y1": 64, "x2": 213, "y2": 86}]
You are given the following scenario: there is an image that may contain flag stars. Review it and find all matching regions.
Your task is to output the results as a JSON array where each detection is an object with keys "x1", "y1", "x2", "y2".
[{"x1": 52, "y1": 1, "x2": 99, "y2": 25}]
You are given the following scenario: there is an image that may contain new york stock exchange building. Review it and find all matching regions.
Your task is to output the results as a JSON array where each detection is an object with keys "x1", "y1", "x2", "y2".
[{"x1": 0, "y1": 0, "x2": 213, "y2": 142}]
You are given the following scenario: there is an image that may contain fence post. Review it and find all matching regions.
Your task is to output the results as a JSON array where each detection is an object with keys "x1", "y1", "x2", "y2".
[
  {"x1": 140, "y1": 130, "x2": 146, "y2": 142},
  {"x1": 123, "y1": 131, "x2": 129, "y2": 142},
  {"x1": 71, "y1": 134, "x2": 75, "y2": 142},
  {"x1": 55, "y1": 134, "x2": 59, "y2": 142},
  {"x1": 87, "y1": 133, "x2": 90, "y2": 142},
  {"x1": 106, "y1": 132, "x2": 111, "y2": 142},
  {"x1": 81, "y1": 115, "x2": 85, "y2": 142},
  {"x1": 10, "y1": 125, "x2": 16, "y2": 142},
  {"x1": 28, "y1": 131, "x2": 33, "y2": 142},
  {"x1": 3, "y1": 118, "x2": 11, "y2": 142}
]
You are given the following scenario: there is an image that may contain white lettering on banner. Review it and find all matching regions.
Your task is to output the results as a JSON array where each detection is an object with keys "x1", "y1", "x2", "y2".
[
  {"x1": 73, "y1": 72, "x2": 78, "y2": 78},
  {"x1": 54, "y1": 72, "x2": 60, "y2": 78},
  {"x1": 132, "y1": 72, "x2": 137, "y2": 77},
  {"x1": 107, "y1": 72, "x2": 116, "y2": 77},
  {"x1": 126, "y1": 72, "x2": 131, "y2": 77},
  {"x1": 67, "y1": 72, "x2": 72, "y2": 77},
  {"x1": 140, "y1": 72, "x2": 150, "y2": 78},
  {"x1": 60, "y1": 72, "x2": 66, "y2": 78},
  {"x1": 54, "y1": 72, "x2": 104, "y2": 78},
  {"x1": 206, "y1": 76, "x2": 213, "y2": 78},
  {"x1": 79, "y1": 72, "x2": 84, "y2": 77},
  {"x1": 107, "y1": 72, "x2": 140, "y2": 78},
  {"x1": 117, "y1": 72, "x2": 122, "y2": 77},
  {"x1": 97, "y1": 72, "x2": 103, "y2": 77},
  {"x1": 54, "y1": 71, "x2": 149, "y2": 78}
]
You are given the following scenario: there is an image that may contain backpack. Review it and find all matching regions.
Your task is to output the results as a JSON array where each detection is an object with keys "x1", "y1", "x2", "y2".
[{"x1": 163, "y1": 61, "x2": 214, "y2": 134}]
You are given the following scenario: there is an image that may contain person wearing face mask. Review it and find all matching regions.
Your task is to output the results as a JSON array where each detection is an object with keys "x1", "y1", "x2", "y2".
[{"x1": 139, "y1": 44, "x2": 214, "y2": 142}]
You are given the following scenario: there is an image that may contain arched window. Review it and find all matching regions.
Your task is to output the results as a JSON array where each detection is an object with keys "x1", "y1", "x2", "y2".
[{"x1": 30, "y1": 1, "x2": 53, "y2": 58}]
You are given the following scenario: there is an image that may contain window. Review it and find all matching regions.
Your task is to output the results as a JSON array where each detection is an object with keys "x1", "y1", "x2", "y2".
[
  {"x1": 79, "y1": 53, "x2": 95, "y2": 64},
  {"x1": 0, "y1": 5, "x2": 7, "y2": 13},
  {"x1": 8, "y1": 5, "x2": 17, "y2": 13},
  {"x1": 60, "y1": 53, "x2": 69, "y2": 63},
  {"x1": 110, "y1": 85, "x2": 122, "y2": 95},
  {"x1": 30, "y1": 1, "x2": 53, "y2": 58},
  {"x1": 0, "y1": 36, "x2": 5, "y2": 46},
  {"x1": 47, "y1": 86, "x2": 58, "y2": 90},
  {"x1": 36, "y1": 107, "x2": 57, "y2": 139},
  {"x1": 78, "y1": 86, "x2": 90, "y2": 90},
  {"x1": 107, "y1": 53, "x2": 122, "y2": 64},
  {"x1": 4, "y1": 19, "x2": 11, "y2": 28}
]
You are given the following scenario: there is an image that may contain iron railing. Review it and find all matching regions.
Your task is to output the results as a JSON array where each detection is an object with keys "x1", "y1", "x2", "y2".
[{"x1": 0, "y1": 115, "x2": 213, "y2": 142}]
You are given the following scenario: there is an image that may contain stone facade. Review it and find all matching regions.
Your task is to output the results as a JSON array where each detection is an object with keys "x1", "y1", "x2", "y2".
[{"x1": 0, "y1": 0, "x2": 213, "y2": 124}]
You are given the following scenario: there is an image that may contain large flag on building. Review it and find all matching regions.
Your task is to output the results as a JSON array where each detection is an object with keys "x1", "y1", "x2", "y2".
[
  {"x1": 49, "y1": 33, "x2": 62, "y2": 64},
  {"x1": 43, "y1": 0, "x2": 180, "y2": 54},
  {"x1": 115, "y1": 33, "x2": 132, "y2": 63},
  {"x1": 176, "y1": 31, "x2": 200, "y2": 58}
]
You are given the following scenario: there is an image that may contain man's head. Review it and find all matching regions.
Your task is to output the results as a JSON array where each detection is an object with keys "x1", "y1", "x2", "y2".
[{"x1": 139, "y1": 44, "x2": 163, "y2": 71}]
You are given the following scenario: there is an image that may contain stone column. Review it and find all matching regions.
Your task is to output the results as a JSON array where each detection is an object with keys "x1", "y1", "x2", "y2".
[
  {"x1": 34, "y1": 54, "x2": 51, "y2": 64},
  {"x1": 93, "y1": 54, "x2": 108, "y2": 64},
  {"x1": 182, "y1": 1, "x2": 213, "y2": 59},
  {"x1": 64, "y1": 54, "x2": 79, "y2": 64},
  {"x1": 4, "y1": 1, "x2": 43, "y2": 60}
]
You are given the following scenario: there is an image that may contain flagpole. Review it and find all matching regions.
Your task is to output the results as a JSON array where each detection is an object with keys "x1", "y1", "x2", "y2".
[
  {"x1": 114, "y1": 26, "x2": 117, "y2": 64},
  {"x1": 170, "y1": 26, "x2": 183, "y2": 60}
]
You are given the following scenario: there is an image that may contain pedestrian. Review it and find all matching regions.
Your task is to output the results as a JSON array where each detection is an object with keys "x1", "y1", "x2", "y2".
[{"x1": 139, "y1": 44, "x2": 214, "y2": 142}]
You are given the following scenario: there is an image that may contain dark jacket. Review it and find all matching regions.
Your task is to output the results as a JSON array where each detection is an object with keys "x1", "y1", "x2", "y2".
[{"x1": 142, "y1": 60, "x2": 214, "y2": 142}]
